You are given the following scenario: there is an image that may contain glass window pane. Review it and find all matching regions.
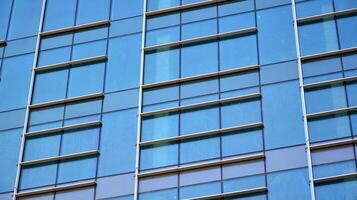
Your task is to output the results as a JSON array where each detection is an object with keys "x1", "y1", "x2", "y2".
[
  {"x1": 40, "y1": 34, "x2": 73, "y2": 50},
  {"x1": 4, "y1": 36, "x2": 37, "y2": 57},
  {"x1": 257, "y1": 5, "x2": 296, "y2": 65},
  {"x1": 24, "y1": 135, "x2": 60, "y2": 161},
  {"x1": 180, "y1": 136, "x2": 220, "y2": 164},
  {"x1": 181, "y1": 19, "x2": 217, "y2": 40},
  {"x1": 32, "y1": 70, "x2": 68, "y2": 104},
  {"x1": 109, "y1": 17, "x2": 142, "y2": 37},
  {"x1": 261, "y1": 61, "x2": 298, "y2": 85},
  {"x1": 181, "y1": 42, "x2": 218, "y2": 77},
  {"x1": 72, "y1": 40, "x2": 107, "y2": 60},
  {"x1": 143, "y1": 85, "x2": 179, "y2": 105},
  {"x1": 181, "y1": 106, "x2": 219, "y2": 135},
  {"x1": 43, "y1": 0, "x2": 76, "y2": 31},
  {"x1": 218, "y1": 0, "x2": 254, "y2": 16},
  {"x1": 146, "y1": 13, "x2": 180, "y2": 30},
  {"x1": 147, "y1": 0, "x2": 180, "y2": 11},
  {"x1": 76, "y1": 0, "x2": 110, "y2": 25},
  {"x1": 57, "y1": 157, "x2": 97, "y2": 183},
  {"x1": 146, "y1": 26, "x2": 179, "y2": 46},
  {"x1": 313, "y1": 160, "x2": 356, "y2": 179},
  {"x1": 20, "y1": 164, "x2": 57, "y2": 190},
  {"x1": 139, "y1": 188, "x2": 178, "y2": 200},
  {"x1": 180, "y1": 182, "x2": 221, "y2": 200},
  {"x1": 223, "y1": 175, "x2": 265, "y2": 193},
  {"x1": 182, "y1": 6, "x2": 217, "y2": 24},
  {"x1": 219, "y1": 12, "x2": 255, "y2": 33},
  {"x1": 220, "y1": 71, "x2": 259, "y2": 92},
  {"x1": 299, "y1": 20, "x2": 338, "y2": 56},
  {"x1": 142, "y1": 113, "x2": 179, "y2": 141},
  {"x1": 221, "y1": 100, "x2": 261, "y2": 128},
  {"x1": 315, "y1": 178, "x2": 357, "y2": 200},
  {"x1": 335, "y1": 0, "x2": 357, "y2": 10},
  {"x1": 220, "y1": 35, "x2": 257, "y2": 70},
  {"x1": 111, "y1": 0, "x2": 143, "y2": 20},
  {"x1": 38, "y1": 47, "x2": 71, "y2": 67},
  {"x1": 140, "y1": 143, "x2": 178, "y2": 170},
  {"x1": 296, "y1": 0, "x2": 333, "y2": 18},
  {"x1": 338, "y1": 15, "x2": 357, "y2": 49},
  {"x1": 64, "y1": 99, "x2": 102, "y2": 119},
  {"x1": 181, "y1": 79, "x2": 219, "y2": 100},
  {"x1": 262, "y1": 81, "x2": 305, "y2": 149},
  {"x1": 29, "y1": 106, "x2": 64, "y2": 126},
  {"x1": 302, "y1": 56, "x2": 342, "y2": 78},
  {"x1": 61, "y1": 128, "x2": 99, "y2": 155},
  {"x1": 222, "y1": 130, "x2": 263, "y2": 157},
  {"x1": 67, "y1": 63, "x2": 105, "y2": 97},
  {"x1": 73, "y1": 27, "x2": 108, "y2": 44},
  {"x1": 103, "y1": 89, "x2": 139, "y2": 112},
  {"x1": 144, "y1": 48, "x2": 180, "y2": 84},
  {"x1": 0, "y1": 0, "x2": 12, "y2": 40}
]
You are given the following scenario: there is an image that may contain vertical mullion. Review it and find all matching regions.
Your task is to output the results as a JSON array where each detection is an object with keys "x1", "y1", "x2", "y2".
[
  {"x1": 291, "y1": 0, "x2": 316, "y2": 200},
  {"x1": 12, "y1": 0, "x2": 48, "y2": 199},
  {"x1": 133, "y1": 0, "x2": 148, "y2": 199}
]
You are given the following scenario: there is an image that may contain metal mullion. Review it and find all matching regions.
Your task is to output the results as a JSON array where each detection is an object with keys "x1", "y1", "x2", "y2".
[
  {"x1": 12, "y1": 0, "x2": 48, "y2": 198},
  {"x1": 133, "y1": 0, "x2": 148, "y2": 198},
  {"x1": 291, "y1": 1, "x2": 316, "y2": 199}
]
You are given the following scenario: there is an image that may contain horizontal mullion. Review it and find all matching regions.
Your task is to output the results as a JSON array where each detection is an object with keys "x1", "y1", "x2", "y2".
[
  {"x1": 140, "y1": 122, "x2": 263, "y2": 146},
  {"x1": 15, "y1": 180, "x2": 96, "y2": 197},
  {"x1": 40, "y1": 20, "x2": 110, "y2": 37},
  {"x1": 188, "y1": 187, "x2": 267, "y2": 200},
  {"x1": 300, "y1": 47, "x2": 357, "y2": 62},
  {"x1": 142, "y1": 64, "x2": 259, "y2": 89},
  {"x1": 304, "y1": 76, "x2": 357, "y2": 90},
  {"x1": 138, "y1": 152, "x2": 265, "y2": 178},
  {"x1": 310, "y1": 138, "x2": 357, "y2": 151},
  {"x1": 0, "y1": 40, "x2": 6, "y2": 47},
  {"x1": 141, "y1": 93, "x2": 261, "y2": 117},
  {"x1": 144, "y1": 27, "x2": 257, "y2": 51},
  {"x1": 297, "y1": 8, "x2": 357, "y2": 24},
  {"x1": 35, "y1": 55, "x2": 107, "y2": 73},
  {"x1": 145, "y1": 0, "x2": 232, "y2": 17},
  {"x1": 306, "y1": 106, "x2": 357, "y2": 120},
  {"x1": 20, "y1": 150, "x2": 99, "y2": 167},
  {"x1": 29, "y1": 93, "x2": 104, "y2": 110},
  {"x1": 25, "y1": 121, "x2": 102, "y2": 138},
  {"x1": 314, "y1": 172, "x2": 357, "y2": 184}
]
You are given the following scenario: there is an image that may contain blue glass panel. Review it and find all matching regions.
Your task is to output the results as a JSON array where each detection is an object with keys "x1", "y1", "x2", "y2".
[
  {"x1": 106, "y1": 34, "x2": 141, "y2": 92},
  {"x1": 181, "y1": 106, "x2": 219, "y2": 135},
  {"x1": 343, "y1": 53, "x2": 357, "y2": 70},
  {"x1": 40, "y1": 34, "x2": 73, "y2": 50},
  {"x1": 225, "y1": 194, "x2": 266, "y2": 200},
  {"x1": 74, "y1": 27, "x2": 108, "y2": 44},
  {"x1": 299, "y1": 20, "x2": 338, "y2": 56},
  {"x1": 57, "y1": 157, "x2": 97, "y2": 183},
  {"x1": 146, "y1": 13, "x2": 180, "y2": 30},
  {"x1": 222, "y1": 130, "x2": 263, "y2": 157},
  {"x1": 147, "y1": 0, "x2": 180, "y2": 11},
  {"x1": 109, "y1": 16, "x2": 142, "y2": 37},
  {"x1": 296, "y1": 0, "x2": 333, "y2": 18},
  {"x1": 146, "y1": 26, "x2": 180, "y2": 46},
  {"x1": 221, "y1": 100, "x2": 261, "y2": 128},
  {"x1": 65, "y1": 100, "x2": 102, "y2": 119},
  {"x1": 220, "y1": 72, "x2": 259, "y2": 92},
  {"x1": 180, "y1": 136, "x2": 220, "y2": 164},
  {"x1": 181, "y1": 79, "x2": 219, "y2": 99},
  {"x1": 4, "y1": 36, "x2": 37, "y2": 57},
  {"x1": 144, "y1": 101, "x2": 179, "y2": 112},
  {"x1": 76, "y1": 0, "x2": 110, "y2": 25},
  {"x1": 219, "y1": 12, "x2": 255, "y2": 33},
  {"x1": 308, "y1": 114, "x2": 351, "y2": 142},
  {"x1": 67, "y1": 63, "x2": 104, "y2": 97},
  {"x1": 20, "y1": 164, "x2": 57, "y2": 189},
  {"x1": 180, "y1": 182, "x2": 221, "y2": 200},
  {"x1": 144, "y1": 48, "x2": 180, "y2": 84},
  {"x1": 0, "y1": 129, "x2": 21, "y2": 193},
  {"x1": 335, "y1": 0, "x2": 357, "y2": 10},
  {"x1": 267, "y1": 168, "x2": 310, "y2": 200},
  {"x1": 223, "y1": 175, "x2": 265, "y2": 193},
  {"x1": 302, "y1": 56, "x2": 342, "y2": 77},
  {"x1": 32, "y1": 69, "x2": 68, "y2": 104},
  {"x1": 256, "y1": 0, "x2": 290, "y2": 9},
  {"x1": 43, "y1": 0, "x2": 76, "y2": 31},
  {"x1": 218, "y1": 0, "x2": 254, "y2": 16},
  {"x1": 0, "y1": 0, "x2": 12, "y2": 40},
  {"x1": 143, "y1": 85, "x2": 179, "y2": 105},
  {"x1": 0, "y1": 109, "x2": 25, "y2": 131},
  {"x1": 29, "y1": 106, "x2": 64, "y2": 126},
  {"x1": 261, "y1": 61, "x2": 298, "y2": 84},
  {"x1": 98, "y1": 109, "x2": 138, "y2": 176},
  {"x1": 64, "y1": 115, "x2": 101, "y2": 126},
  {"x1": 181, "y1": 42, "x2": 218, "y2": 77},
  {"x1": 305, "y1": 84, "x2": 347, "y2": 113},
  {"x1": 257, "y1": 5, "x2": 296, "y2": 65},
  {"x1": 220, "y1": 35, "x2": 257, "y2": 70},
  {"x1": 61, "y1": 128, "x2": 99, "y2": 155},
  {"x1": 182, "y1": 0, "x2": 204, "y2": 5},
  {"x1": 142, "y1": 113, "x2": 179, "y2": 141},
  {"x1": 24, "y1": 135, "x2": 60, "y2": 161},
  {"x1": 111, "y1": 0, "x2": 143, "y2": 20},
  {"x1": 38, "y1": 47, "x2": 71, "y2": 67},
  {"x1": 0, "y1": 54, "x2": 33, "y2": 112},
  {"x1": 181, "y1": 19, "x2": 217, "y2": 40},
  {"x1": 346, "y1": 82, "x2": 357, "y2": 106},
  {"x1": 262, "y1": 81, "x2": 305, "y2": 149},
  {"x1": 103, "y1": 89, "x2": 139, "y2": 112},
  {"x1": 181, "y1": 94, "x2": 219, "y2": 106},
  {"x1": 338, "y1": 15, "x2": 357, "y2": 49},
  {"x1": 139, "y1": 188, "x2": 178, "y2": 200},
  {"x1": 304, "y1": 72, "x2": 343, "y2": 84},
  {"x1": 182, "y1": 6, "x2": 217, "y2": 23},
  {"x1": 72, "y1": 40, "x2": 107, "y2": 60},
  {"x1": 8, "y1": 0, "x2": 42, "y2": 40},
  {"x1": 140, "y1": 143, "x2": 178, "y2": 170},
  {"x1": 313, "y1": 160, "x2": 356, "y2": 179},
  {"x1": 315, "y1": 178, "x2": 357, "y2": 200}
]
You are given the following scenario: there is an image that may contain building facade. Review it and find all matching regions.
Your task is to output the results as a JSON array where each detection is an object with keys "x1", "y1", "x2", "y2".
[{"x1": 0, "y1": 0, "x2": 356, "y2": 199}]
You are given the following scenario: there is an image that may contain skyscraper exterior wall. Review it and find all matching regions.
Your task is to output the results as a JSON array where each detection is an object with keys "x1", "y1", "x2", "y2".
[{"x1": 0, "y1": 0, "x2": 356, "y2": 199}]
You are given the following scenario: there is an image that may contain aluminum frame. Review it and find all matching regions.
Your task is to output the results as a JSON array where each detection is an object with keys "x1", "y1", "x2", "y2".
[
  {"x1": 300, "y1": 47, "x2": 357, "y2": 62},
  {"x1": 188, "y1": 187, "x2": 267, "y2": 200},
  {"x1": 314, "y1": 172, "x2": 357, "y2": 184},
  {"x1": 304, "y1": 76, "x2": 357, "y2": 90},
  {"x1": 306, "y1": 106, "x2": 357, "y2": 120},
  {"x1": 0, "y1": 40, "x2": 6, "y2": 47},
  {"x1": 310, "y1": 138, "x2": 357, "y2": 151},
  {"x1": 297, "y1": 8, "x2": 357, "y2": 24}
]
